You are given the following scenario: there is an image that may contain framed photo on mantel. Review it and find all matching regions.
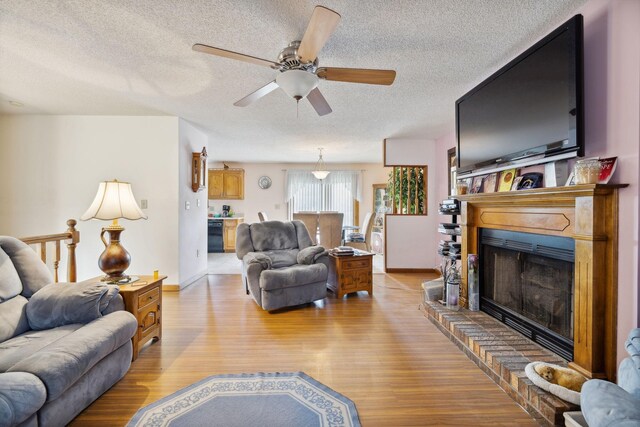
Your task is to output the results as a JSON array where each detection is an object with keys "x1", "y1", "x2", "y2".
[{"x1": 447, "y1": 147, "x2": 457, "y2": 196}]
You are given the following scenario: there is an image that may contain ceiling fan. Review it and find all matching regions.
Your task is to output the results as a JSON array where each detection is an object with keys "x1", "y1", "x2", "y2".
[{"x1": 192, "y1": 5, "x2": 396, "y2": 116}]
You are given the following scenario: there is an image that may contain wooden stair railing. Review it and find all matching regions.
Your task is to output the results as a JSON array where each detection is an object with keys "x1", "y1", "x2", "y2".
[{"x1": 20, "y1": 219, "x2": 80, "y2": 282}]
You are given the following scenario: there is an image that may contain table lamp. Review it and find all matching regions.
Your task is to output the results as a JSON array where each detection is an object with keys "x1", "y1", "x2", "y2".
[{"x1": 81, "y1": 180, "x2": 147, "y2": 282}]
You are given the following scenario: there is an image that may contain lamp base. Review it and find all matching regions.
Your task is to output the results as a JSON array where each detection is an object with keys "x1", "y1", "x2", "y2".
[{"x1": 99, "y1": 224, "x2": 132, "y2": 281}]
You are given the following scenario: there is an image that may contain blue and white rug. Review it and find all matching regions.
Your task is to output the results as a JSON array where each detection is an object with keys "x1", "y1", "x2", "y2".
[{"x1": 127, "y1": 372, "x2": 361, "y2": 427}]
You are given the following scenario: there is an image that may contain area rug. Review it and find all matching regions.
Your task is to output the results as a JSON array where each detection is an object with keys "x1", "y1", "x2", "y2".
[{"x1": 127, "y1": 372, "x2": 361, "y2": 427}]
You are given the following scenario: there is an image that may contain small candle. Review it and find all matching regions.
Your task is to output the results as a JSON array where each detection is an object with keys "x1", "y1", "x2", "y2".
[{"x1": 153, "y1": 270, "x2": 159, "y2": 279}]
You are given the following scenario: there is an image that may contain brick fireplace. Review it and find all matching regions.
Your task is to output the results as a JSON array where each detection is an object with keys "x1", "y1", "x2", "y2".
[{"x1": 458, "y1": 184, "x2": 625, "y2": 381}]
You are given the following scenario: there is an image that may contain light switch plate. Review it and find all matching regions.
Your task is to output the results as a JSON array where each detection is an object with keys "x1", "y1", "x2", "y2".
[
  {"x1": 196, "y1": 199, "x2": 200, "y2": 207},
  {"x1": 141, "y1": 199, "x2": 148, "y2": 209},
  {"x1": 185, "y1": 201, "x2": 190, "y2": 210}
]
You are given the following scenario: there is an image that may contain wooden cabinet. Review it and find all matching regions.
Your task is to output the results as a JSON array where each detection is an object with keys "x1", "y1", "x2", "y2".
[
  {"x1": 223, "y1": 218, "x2": 244, "y2": 252},
  {"x1": 116, "y1": 275, "x2": 166, "y2": 361},
  {"x1": 327, "y1": 253, "x2": 374, "y2": 299},
  {"x1": 208, "y1": 169, "x2": 244, "y2": 200}
]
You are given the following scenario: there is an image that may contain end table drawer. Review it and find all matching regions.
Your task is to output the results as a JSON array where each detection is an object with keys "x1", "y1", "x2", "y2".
[
  {"x1": 138, "y1": 286, "x2": 159, "y2": 308},
  {"x1": 342, "y1": 258, "x2": 371, "y2": 270}
]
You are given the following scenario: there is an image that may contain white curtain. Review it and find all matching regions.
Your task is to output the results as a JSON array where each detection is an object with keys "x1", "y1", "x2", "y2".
[{"x1": 285, "y1": 170, "x2": 362, "y2": 226}]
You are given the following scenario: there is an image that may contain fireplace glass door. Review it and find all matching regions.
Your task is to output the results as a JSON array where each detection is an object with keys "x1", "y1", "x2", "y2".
[{"x1": 480, "y1": 229, "x2": 575, "y2": 359}]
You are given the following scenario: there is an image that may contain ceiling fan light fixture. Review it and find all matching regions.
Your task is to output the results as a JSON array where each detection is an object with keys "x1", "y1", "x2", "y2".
[
  {"x1": 276, "y1": 70, "x2": 319, "y2": 99},
  {"x1": 312, "y1": 148, "x2": 330, "y2": 180}
]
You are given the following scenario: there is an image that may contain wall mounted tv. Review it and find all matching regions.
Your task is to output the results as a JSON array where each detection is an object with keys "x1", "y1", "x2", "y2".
[{"x1": 456, "y1": 15, "x2": 584, "y2": 174}]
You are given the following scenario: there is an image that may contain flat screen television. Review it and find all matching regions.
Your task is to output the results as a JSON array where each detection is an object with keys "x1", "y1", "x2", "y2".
[{"x1": 456, "y1": 15, "x2": 584, "y2": 174}]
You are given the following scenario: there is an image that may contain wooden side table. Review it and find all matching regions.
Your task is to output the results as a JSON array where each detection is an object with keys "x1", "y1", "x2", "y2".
[
  {"x1": 327, "y1": 253, "x2": 374, "y2": 299},
  {"x1": 93, "y1": 275, "x2": 166, "y2": 361}
]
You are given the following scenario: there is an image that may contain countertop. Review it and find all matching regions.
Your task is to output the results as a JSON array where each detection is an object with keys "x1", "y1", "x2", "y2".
[{"x1": 208, "y1": 216, "x2": 244, "y2": 220}]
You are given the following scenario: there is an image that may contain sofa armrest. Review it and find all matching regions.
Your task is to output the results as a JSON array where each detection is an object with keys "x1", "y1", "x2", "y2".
[
  {"x1": 0, "y1": 372, "x2": 46, "y2": 427},
  {"x1": 297, "y1": 246, "x2": 327, "y2": 265},
  {"x1": 581, "y1": 379, "x2": 640, "y2": 427},
  {"x1": 26, "y1": 281, "x2": 120, "y2": 330},
  {"x1": 101, "y1": 293, "x2": 125, "y2": 315},
  {"x1": 243, "y1": 252, "x2": 272, "y2": 270}
]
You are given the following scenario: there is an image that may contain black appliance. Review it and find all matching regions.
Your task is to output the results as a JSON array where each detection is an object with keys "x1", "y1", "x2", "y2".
[
  {"x1": 222, "y1": 205, "x2": 231, "y2": 217},
  {"x1": 208, "y1": 219, "x2": 224, "y2": 253},
  {"x1": 456, "y1": 15, "x2": 584, "y2": 174}
]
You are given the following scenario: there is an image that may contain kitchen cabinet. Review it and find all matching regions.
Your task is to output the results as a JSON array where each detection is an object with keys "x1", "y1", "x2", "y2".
[
  {"x1": 208, "y1": 169, "x2": 244, "y2": 200},
  {"x1": 223, "y1": 218, "x2": 243, "y2": 252}
]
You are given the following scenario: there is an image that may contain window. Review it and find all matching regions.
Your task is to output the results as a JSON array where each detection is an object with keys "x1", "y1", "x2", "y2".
[{"x1": 285, "y1": 170, "x2": 362, "y2": 226}]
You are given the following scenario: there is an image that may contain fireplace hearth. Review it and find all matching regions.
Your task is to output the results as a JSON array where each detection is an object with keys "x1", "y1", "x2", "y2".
[{"x1": 480, "y1": 229, "x2": 575, "y2": 360}]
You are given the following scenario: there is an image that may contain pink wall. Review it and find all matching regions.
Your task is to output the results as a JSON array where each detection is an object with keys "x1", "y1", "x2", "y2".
[{"x1": 433, "y1": 0, "x2": 640, "y2": 361}]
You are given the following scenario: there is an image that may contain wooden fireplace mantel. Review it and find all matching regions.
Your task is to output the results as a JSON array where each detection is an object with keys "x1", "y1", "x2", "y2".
[{"x1": 457, "y1": 184, "x2": 627, "y2": 381}]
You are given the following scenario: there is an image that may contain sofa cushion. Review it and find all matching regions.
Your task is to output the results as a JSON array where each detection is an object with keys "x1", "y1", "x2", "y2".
[
  {"x1": 0, "y1": 295, "x2": 30, "y2": 343},
  {"x1": 0, "y1": 237, "x2": 52, "y2": 298},
  {"x1": 7, "y1": 311, "x2": 137, "y2": 401},
  {"x1": 0, "y1": 372, "x2": 46, "y2": 427},
  {"x1": 263, "y1": 249, "x2": 299, "y2": 269},
  {"x1": 0, "y1": 324, "x2": 81, "y2": 372},
  {"x1": 260, "y1": 264, "x2": 327, "y2": 291},
  {"x1": 26, "y1": 282, "x2": 120, "y2": 330},
  {"x1": 250, "y1": 221, "x2": 298, "y2": 252},
  {"x1": 292, "y1": 220, "x2": 314, "y2": 249},
  {"x1": 0, "y1": 248, "x2": 22, "y2": 303}
]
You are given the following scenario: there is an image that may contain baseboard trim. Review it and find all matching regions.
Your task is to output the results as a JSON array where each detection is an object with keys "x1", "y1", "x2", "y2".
[
  {"x1": 385, "y1": 268, "x2": 439, "y2": 274},
  {"x1": 164, "y1": 270, "x2": 209, "y2": 292}
]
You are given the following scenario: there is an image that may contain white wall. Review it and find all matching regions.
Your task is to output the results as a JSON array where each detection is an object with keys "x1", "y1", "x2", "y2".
[
  {"x1": 383, "y1": 138, "x2": 440, "y2": 270},
  {"x1": 206, "y1": 161, "x2": 390, "y2": 226},
  {"x1": 0, "y1": 115, "x2": 180, "y2": 284},
  {"x1": 178, "y1": 119, "x2": 208, "y2": 288}
]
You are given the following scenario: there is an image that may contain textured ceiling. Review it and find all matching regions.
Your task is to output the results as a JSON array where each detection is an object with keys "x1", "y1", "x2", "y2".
[{"x1": 0, "y1": 0, "x2": 586, "y2": 162}]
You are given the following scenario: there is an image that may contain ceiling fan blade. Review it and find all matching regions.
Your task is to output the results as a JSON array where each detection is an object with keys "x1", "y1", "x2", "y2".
[
  {"x1": 317, "y1": 67, "x2": 396, "y2": 85},
  {"x1": 193, "y1": 43, "x2": 279, "y2": 69},
  {"x1": 297, "y1": 6, "x2": 341, "y2": 63},
  {"x1": 234, "y1": 81, "x2": 279, "y2": 107},
  {"x1": 307, "y1": 88, "x2": 332, "y2": 116}
]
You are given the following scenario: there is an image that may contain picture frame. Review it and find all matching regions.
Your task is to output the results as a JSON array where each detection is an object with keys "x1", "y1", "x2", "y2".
[
  {"x1": 483, "y1": 173, "x2": 498, "y2": 193},
  {"x1": 470, "y1": 176, "x2": 484, "y2": 194},
  {"x1": 517, "y1": 172, "x2": 544, "y2": 190},
  {"x1": 447, "y1": 147, "x2": 457, "y2": 196},
  {"x1": 511, "y1": 176, "x2": 523, "y2": 191},
  {"x1": 498, "y1": 168, "x2": 517, "y2": 192}
]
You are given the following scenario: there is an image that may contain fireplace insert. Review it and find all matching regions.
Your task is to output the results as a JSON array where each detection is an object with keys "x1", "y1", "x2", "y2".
[{"x1": 479, "y1": 229, "x2": 575, "y2": 360}]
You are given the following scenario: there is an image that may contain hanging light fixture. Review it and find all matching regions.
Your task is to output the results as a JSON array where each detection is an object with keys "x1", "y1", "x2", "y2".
[{"x1": 312, "y1": 148, "x2": 330, "y2": 180}]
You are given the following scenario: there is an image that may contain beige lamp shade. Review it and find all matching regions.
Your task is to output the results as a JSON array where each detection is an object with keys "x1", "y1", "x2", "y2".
[{"x1": 81, "y1": 180, "x2": 148, "y2": 221}]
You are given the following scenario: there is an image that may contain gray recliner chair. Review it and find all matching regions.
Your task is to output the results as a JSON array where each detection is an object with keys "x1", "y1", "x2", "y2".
[
  {"x1": 580, "y1": 328, "x2": 640, "y2": 426},
  {"x1": 236, "y1": 220, "x2": 329, "y2": 311}
]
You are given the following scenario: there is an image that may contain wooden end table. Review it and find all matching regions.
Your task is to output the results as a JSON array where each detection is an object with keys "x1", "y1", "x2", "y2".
[
  {"x1": 91, "y1": 275, "x2": 166, "y2": 360},
  {"x1": 327, "y1": 252, "x2": 374, "y2": 298}
]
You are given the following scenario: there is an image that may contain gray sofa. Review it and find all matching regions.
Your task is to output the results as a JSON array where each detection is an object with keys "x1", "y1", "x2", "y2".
[
  {"x1": 0, "y1": 236, "x2": 138, "y2": 427},
  {"x1": 236, "y1": 220, "x2": 329, "y2": 311},
  {"x1": 581, "y1": 328, "x2": 640, "y2": 426}
]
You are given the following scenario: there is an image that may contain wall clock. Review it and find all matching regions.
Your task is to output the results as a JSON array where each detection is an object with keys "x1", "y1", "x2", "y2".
[{"x1": 258, "y1": 176, "x2": 272, "y2": 189}]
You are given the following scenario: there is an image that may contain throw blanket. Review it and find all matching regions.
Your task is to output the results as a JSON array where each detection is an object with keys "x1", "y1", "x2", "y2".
[{"x1": 26, "y1": 281, "x2": 120, "y2": 330}]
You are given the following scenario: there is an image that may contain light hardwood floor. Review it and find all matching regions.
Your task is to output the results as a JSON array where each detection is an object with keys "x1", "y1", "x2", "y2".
[{"x1": 71, "y1": 273, "x2": 536, "y2": 426}]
